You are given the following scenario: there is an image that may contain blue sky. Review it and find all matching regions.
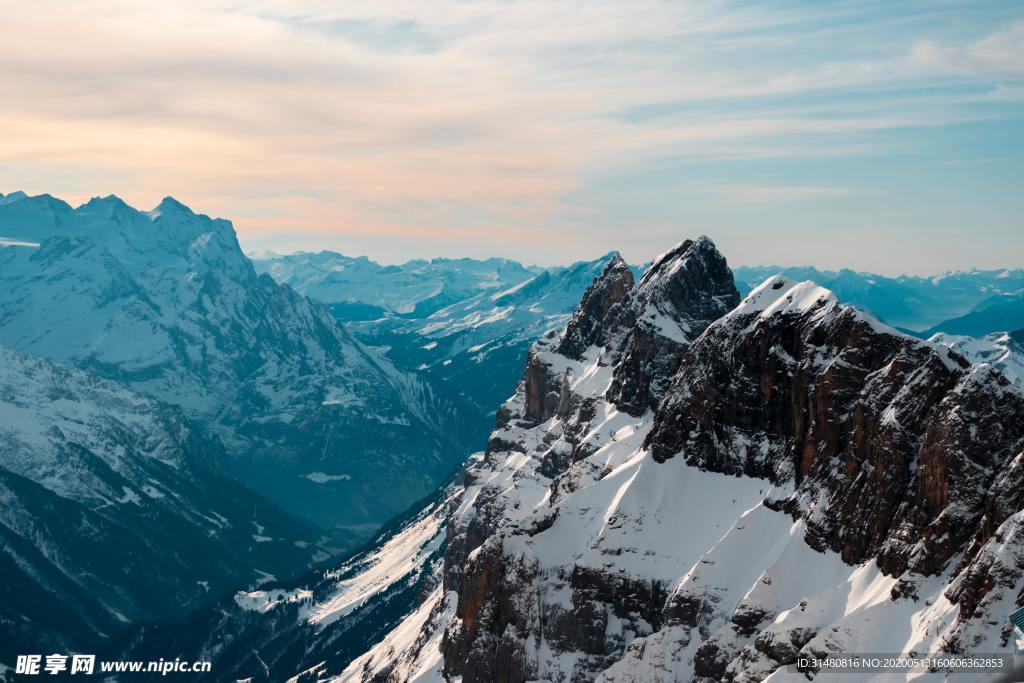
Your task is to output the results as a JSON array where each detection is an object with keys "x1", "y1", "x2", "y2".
[{"x1": 0, "y1": 0, "x2": 1021, "y2": 273}]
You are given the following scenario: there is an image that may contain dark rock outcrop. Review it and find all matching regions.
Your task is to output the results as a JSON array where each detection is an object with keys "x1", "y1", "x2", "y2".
[
  {"x1": 646, "y1": 278, "x2": 1024, "y2": 580},
  {"x1": 558, "y1": 255, "x2": 635, "y2": 360},
  {"x1": 606, "y1": 237, "x2": 740, "y2": 415},
  {"x1": 362, "y1": 246, "x2": 1024, "y2": 683}
]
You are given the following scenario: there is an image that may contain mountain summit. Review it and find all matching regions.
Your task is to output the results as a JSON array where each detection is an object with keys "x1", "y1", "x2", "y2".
[
  {"x1": 0, "y1": 192, "x2": 475, "y2": 535},
  {"x1": 330, "y1": 238, "x2": 1024, "y2": 683}
]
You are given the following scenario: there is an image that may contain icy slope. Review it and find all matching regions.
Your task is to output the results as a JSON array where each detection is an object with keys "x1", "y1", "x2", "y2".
[
  {"x1": 110, "y1": 486, "x2": 456, "y2": 682},
  {"x1": 334, "y1": 241, "x2": 1024, "y2": 683},
  {"x1": 0, "y1": 191, "x2": 475, "y2": 533},
  {"x1": 0, "y1": 347, "x2": 325, "y2": 661}
]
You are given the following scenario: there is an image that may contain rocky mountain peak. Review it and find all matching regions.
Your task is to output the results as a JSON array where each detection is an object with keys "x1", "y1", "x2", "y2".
[
  {"x1": 645, "y1": 273, "x2": 1024, "y2": 585},
  {"x1": 150, "y1": 195, "x2": 193, "y2": 217},
  {"x1": 556, "y1": 254, "x2": 634, "y2": 359},
  {"x1": 606, "y1": 235, "x2": 740, "y2": 415},
  {"x1": 335, "y1": 247, "x2": 1024, "y2": 683},
  {"x1": 629, "y1": 235, "x2": 738, "y2": 323}
]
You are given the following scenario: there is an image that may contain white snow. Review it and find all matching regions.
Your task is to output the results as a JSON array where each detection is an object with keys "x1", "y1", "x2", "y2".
[
  {"x1": 732, "y1": 276, "x2": 837, "y2": 320},
  {"x1": 234, "y1": 587, "x2": 313, "y2": 614},
  {"x1": 309, "y1": 505, "x2": 446, "y2": 626},
  {"x1": 0, "y1": 236, "x2": 39, "y2": 247},
  {"x1": 332, "y1": 589, "x2": 455, "y2": 683},
  {"x1": 928, "y1": 332, "x2": 1024, "y2": 392},
  {"x1": 303, "y1": 472, "x2": 352, "y2": 483}
]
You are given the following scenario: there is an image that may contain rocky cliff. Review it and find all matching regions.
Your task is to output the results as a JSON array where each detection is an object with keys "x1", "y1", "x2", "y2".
[{"x1": 334, "y1": 238, "x2": 1024, "y2": 683}]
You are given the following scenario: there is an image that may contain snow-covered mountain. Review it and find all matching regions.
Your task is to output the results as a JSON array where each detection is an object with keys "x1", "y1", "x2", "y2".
[
  {"x1": 330, "y1": 238, "x2": 1024, "y2": 683},
  {"x1": 928, "y1": 331, "x2": 1024, "y2": 392},
  {"x1": 258, "y1": 253, "x2": 1024, "y2": 426},
  {"x1": 352, "y1": 255, "x2": 640, "y2": 431},
  {"x1": 0, "y1": 346, "x2": 326, "y2": 662},
  {"x1": 106, "y1": 483, "x2": 453, "y2": 682},
  {"x1": 733, "y1": 265, "x2": 1024, "y2": 333},
  {"x1": 0, "y1": 192, "x2": 475, "y2": 536},
  {"x1": 251, "y1": 250, "x2": 541, "y2": 321}
]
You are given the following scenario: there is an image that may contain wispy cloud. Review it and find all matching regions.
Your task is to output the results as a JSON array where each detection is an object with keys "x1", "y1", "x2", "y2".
[
  {"x1": 912, "y1": 20, "x2": 1024, "y2": 77},
  {"x1": 0, "y1": 0, "x2": 1020, "y2": 270},
  {"x1": 680, "y1": 182, "x2": 851, "y2": 204}
]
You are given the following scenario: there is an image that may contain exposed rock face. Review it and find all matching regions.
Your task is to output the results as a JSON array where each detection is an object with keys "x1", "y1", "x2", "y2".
[
  {"x1": 558, "y1": 255, "x2": 635, "y2": 360},
  {"x1": 646, "y1": 276, "x2": 1024, "y2": 579},
  {"x1": 431, "y1": 240, "x2": 740, "y2": 683},
  {"x1": 606, "y1": 237, "x2": 740, "y2": 416},
  {"x1": 334, "y1": 243, "x2": 1024, "y2": 683}
]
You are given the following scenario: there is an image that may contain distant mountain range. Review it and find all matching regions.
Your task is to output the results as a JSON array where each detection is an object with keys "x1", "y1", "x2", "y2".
[
  {"x1": 252, "y1": 252, "x2": 1024, "y2": 435},
  {"x1": 732, "y1": 265, "x2": 1024, "y2": 334},
  {"x1": 256, "y1": 250, "x2": 1024, "y2": 340},
  {"x1": 253, "y1": 250, "x2": 647, "y2": 422},
  {"x1": 252, "y1": 250, "x2": 542, "y2": 321}
]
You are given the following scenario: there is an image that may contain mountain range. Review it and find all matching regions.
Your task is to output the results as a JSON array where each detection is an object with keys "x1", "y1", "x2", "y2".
[
  {"x1": 251, "y1": 250, "x2": 542, "y2": 321},
  {"x1": 96, "y1": 237, "x2": 1024, "y2": 682},
  {"x1": 0, "y1": 191, "x2": 477, "y2": 540},
  {"x1": 254, "y1": 249, "x2": 648, "y2": 415},
  {"x1": 732, "y1": 265, "x2": 1024, "y2": 334},
  {"x1": 330, "y1": 238, "x2": 1024, "y2": 682},
  {"x1": 255, "y1": 251, "x2": 1024, "y2": 340},
  {"x1": 0, "y1": 191, "x2": 485, "y2": 667},
  {"x1": 254, "y1": 253, "x2": 1024, "y2": 430},
  {"x1": 0, "y1": 347, "x2": 326, "y2": 663},
  {"x1": 3, "y1": 189, "x2": 1024, "y2": 681}
]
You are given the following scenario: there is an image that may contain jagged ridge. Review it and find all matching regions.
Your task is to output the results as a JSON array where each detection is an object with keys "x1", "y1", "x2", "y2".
[{"x1": 334, "y1": 240, "x2": 1024, "y2": 683}]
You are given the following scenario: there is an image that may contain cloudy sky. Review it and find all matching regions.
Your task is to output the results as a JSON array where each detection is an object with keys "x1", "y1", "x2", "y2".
[{"x1": 1, "y1": 0, "x2": 1022, "y2": 272}]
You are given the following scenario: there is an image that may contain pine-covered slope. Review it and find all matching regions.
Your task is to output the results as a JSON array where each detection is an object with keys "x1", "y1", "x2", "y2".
[
  {"x1": 0, "y1": 346, "x2": 325, "y2": 662},
  {"x1": 0, "y1": 192, "x2": 476, "y2": 535},
  {"x1": 333, "y1": 238, "x2": 1024, "y2": 683}
]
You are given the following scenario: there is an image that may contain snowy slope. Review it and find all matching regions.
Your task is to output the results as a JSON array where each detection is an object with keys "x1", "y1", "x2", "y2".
[
  {"x1": 332, "y1": 241, "x2": 1024, "y2": 683},
  {"x1": 0, "y1": 191, "x2": 476, "y2": 534},
  {"x1": 732, "y1": 265, "x2": 1024, "y2": 333},
  {"x1": 110, "y1": 486, "x2": 455, "y2": 682},
  {"x1": 928, "y1": 332, "x2": 1024, "y2": 391},
  {"x1": 0, "y1": 346, "x2": 326, "y2": 662}
]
